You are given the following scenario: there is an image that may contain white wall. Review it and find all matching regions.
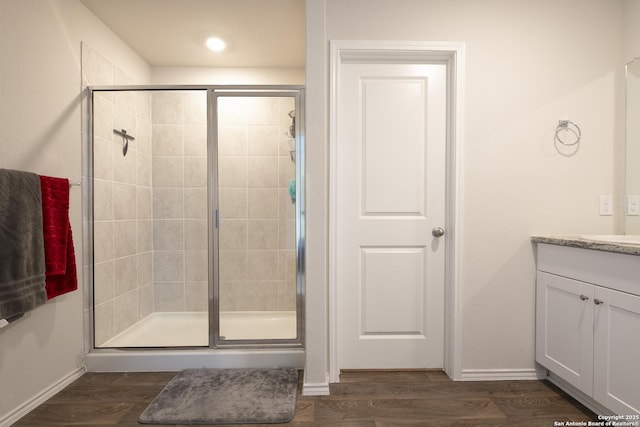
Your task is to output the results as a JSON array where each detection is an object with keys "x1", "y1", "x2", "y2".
[
  {"x1": 0, "y1": 0, "x2": 150, "y2": 423},
  {"x1": 304, "y1": 0, "x2": 624, "y2": 386},
  {"x1": 303, "y1": 0, "x2": 330, "y2": 391}
]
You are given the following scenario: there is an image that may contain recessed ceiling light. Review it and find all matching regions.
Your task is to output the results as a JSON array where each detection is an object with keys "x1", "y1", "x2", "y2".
[{"x1": 206, "y1": 37, "x2": 226, "y2": 52}]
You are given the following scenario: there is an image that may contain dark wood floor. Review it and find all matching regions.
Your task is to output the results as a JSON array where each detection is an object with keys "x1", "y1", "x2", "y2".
[{"x1": 13, "y1": 370, "x2": 596, "y2": 426}]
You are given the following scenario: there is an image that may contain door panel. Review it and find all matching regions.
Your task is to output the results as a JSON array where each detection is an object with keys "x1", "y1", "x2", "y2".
[
  {"x1": 535, "y1": 272, "x2": 594, "y2": 394},
  {"x1": 362, "y1": 78, "x2": 428, "y2": 216},
  {"x1": 336, "y1": 62, "x2": 446, "y2": 369},
  {"x1": 361, "y1": 247, "x2": 426, "y2": 335},
  {"x1": 594, "y1": 288, "x2": 640, "y2": 414}
]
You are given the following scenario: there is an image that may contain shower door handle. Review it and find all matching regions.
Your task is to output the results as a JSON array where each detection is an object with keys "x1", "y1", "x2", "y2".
[
  {"x1": 432, "y1": 227, "x2": 445, "y2": 237},
  {"x1": 215, "y1": 209, "x2": 220, "y2": 229}
]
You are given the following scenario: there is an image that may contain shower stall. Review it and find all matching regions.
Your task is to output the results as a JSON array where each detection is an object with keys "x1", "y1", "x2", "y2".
[{"x1": 86, "y1": 86, "x2": 304, "y2": 368}]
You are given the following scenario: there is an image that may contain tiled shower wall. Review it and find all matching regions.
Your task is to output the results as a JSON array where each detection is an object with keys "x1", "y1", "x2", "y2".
[
  {"x1": 84, "y1": 45, "x2": 154, "y2": 346},
  {"x1": 218, "y1": 97, "x2": 297, "y2": 311},
  {"x1": 149, "y1": 94, "x2": 296, "y2": 314},
  {"x1": 150, "y1": 91, "x2": 208, "y2": 312}
]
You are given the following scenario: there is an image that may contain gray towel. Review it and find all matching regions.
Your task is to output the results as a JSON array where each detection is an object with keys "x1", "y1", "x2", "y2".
[{"x1": 0, "y1": 168, "x2": 47, "y2": 321}]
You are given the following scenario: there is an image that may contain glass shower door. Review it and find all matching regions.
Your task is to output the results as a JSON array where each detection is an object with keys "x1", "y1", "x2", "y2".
[
  {"x1": 214, "y1": 94, "x2": 300, "y2": 343},
  {"x1": 91, "y1": 86, "x2": 303, "y2": 349},
  {"x1": 92, "y1": 89, "x2": 209, "y2": 348}
]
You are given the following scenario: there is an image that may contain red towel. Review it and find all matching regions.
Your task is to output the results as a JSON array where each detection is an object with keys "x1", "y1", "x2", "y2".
[{"x1": 40, "y1": 175, "x2": 78, "y2": 299}]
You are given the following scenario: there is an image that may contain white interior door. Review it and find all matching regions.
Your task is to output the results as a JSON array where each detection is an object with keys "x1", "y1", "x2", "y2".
[{"x1": 335, "y1": 60, "x2": 447, "y2": 369}]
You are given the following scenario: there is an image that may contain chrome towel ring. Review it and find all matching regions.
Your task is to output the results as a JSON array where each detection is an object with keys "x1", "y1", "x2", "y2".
[{"x1": 555, "y1": 120, "x2": 581, "y2": 146}]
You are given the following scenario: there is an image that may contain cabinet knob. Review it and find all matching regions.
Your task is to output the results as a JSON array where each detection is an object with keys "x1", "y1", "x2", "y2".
[
  {"x1": 579, "y1": 294, "x2": 589, "y2": 301},
  {"x1": 594, "y1": 298, "x2": 604, "y2": 305}
]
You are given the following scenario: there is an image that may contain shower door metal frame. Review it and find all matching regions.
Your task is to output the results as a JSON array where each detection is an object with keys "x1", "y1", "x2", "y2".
[
  {"x1": 209, "y1": 87, "x2": 305, "y2": 349},
  {"x1": 86, "y1": 85, "x2": 305, "y2": 351}
]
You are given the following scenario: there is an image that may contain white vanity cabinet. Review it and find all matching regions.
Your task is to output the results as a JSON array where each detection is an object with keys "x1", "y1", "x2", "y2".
[
  {"x1": 592, "y1": 287, "x2": 640, "y2": 415},
  {"x1": 535, "y1": 242, "x2": 640, "y2": 416}
]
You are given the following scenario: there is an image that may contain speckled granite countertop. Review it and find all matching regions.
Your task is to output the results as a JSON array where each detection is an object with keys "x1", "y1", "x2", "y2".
[{"x1": 531, "y1": 235, "x2": 640, "y2": 256}]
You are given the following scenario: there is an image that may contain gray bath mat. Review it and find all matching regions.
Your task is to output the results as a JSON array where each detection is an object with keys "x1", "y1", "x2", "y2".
[{"x1": 138, "y1": 368, "x2": 298, "y2": 424}]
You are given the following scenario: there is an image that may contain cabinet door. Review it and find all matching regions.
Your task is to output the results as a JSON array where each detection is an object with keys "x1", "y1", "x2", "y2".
[
  {"x1": 593, "y1": 288, "x2": 640, "y2": 415},
  {"x1": 536, "y1": 272, "x2": 594, "y2": 395}
]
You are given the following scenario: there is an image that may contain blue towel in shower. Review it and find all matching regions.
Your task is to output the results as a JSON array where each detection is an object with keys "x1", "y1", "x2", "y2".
[{"x1": 288, "y1": 179, "x2": 296, "y2": 203}]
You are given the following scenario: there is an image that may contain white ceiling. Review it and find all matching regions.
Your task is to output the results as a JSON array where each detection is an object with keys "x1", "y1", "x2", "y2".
[{"x1": 80, "y1": 0, "x2": 305, "y2": 68}]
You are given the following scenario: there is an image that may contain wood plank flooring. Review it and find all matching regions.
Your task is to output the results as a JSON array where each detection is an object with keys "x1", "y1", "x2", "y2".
[{"x1": 13, "y1": 370, "x2": 597, "y2": 426}]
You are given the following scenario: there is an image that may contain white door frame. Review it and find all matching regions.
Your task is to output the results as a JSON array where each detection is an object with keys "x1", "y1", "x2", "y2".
[{"x1": 329, "y1": 40, "x2": 465, "y2": 382}]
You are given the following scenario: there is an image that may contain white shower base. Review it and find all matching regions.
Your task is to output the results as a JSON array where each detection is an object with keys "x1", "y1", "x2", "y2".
[
  {"x1": 87, "y1": 310, "x2": 304, "y2": 372},
  {"x1": 101, "y1": 311, "x2": 297, "y2": 348}
]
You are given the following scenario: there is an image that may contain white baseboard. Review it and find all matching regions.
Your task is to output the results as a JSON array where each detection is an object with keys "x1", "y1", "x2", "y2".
[
  {"x1": 302, "y1": 371, "x2": 330, "y2": 395},
  {"x1": 1, "y1": 367, "x2": 85, "y2": 427},
  {"x1": 302, "y1": 381, "x2": 330, "y2": 396},
  {"x1": 460, "y1": 368, "x2": 547, "y2": 381}
]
